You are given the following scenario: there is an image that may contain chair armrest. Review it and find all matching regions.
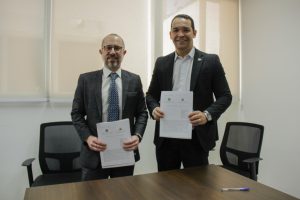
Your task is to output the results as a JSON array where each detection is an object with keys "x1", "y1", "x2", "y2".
[
  {"x1": 22, "y1": 158, "x2": 35, "y2": 166},
  {"x1": 22, "y1": 158, "x2": 35, "y2": 187},
  {"x1": 242, "y1": 157, "x2": 262, "y2": 181},
  {"x1": 243, "y1": 157, "x2": 262, "y2": 163}
]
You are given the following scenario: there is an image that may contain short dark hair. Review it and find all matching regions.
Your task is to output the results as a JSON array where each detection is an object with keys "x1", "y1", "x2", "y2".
[{"x1": 171, "y1": 14, "x2": 195, "y2": 31}]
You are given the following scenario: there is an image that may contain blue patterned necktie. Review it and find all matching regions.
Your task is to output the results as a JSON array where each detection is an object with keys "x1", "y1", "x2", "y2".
[{"x1": 108, "y1": 73, "x2": 119, "y2": 121}]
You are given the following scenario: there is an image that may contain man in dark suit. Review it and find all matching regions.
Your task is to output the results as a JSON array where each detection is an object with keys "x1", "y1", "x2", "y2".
[
  {"x1": 71, "y1": 33, "x2": 148, "y2": 180},
  {"x1": 146, "y1": 14, "x2": 232, "y2": 171}
]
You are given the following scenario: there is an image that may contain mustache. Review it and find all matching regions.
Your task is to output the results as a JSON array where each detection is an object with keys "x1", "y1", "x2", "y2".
[
  {"x1": 175, "y1": 37, "x2": 188, "y2": 41},
  {"x1": 107, "y1": 57, "x2": 119, "y2": 61}
]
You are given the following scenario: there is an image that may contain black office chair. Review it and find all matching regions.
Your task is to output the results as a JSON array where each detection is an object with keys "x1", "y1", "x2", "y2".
[
  {"x1": 220, "y1": 122, "x2": 264, "y2": 181},
  {"x1": 22, "y1": 121, "x2": 82, "y2": 187}
]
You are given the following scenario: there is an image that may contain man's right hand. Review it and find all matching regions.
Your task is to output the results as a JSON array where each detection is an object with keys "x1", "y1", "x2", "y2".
[
  {"x1": 152, "y1": 107, "x2": 165, "y2": 121},
  {"x1": 86, "y1": 135, "x2": 107, "y2": 152}
]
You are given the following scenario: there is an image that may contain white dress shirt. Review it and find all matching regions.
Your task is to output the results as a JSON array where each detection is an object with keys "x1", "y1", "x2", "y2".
[{"x1": 172, "y1": 47, "x2": 195, "y2": 91}]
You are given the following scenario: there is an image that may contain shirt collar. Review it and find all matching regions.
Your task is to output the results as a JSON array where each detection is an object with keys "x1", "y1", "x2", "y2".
[
  {"x1": 174, "y1": 47, "x2": 195, "y2": 61},
  {"x1": 103, "y1": 66, "x2": 122, "y2": 78}
]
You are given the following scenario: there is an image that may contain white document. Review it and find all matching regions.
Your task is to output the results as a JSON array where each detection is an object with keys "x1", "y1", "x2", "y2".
[
  {"x1": 160, "y1": 91, "x2": 193, "y2": 139},
  {"x1": 96, "y1": 119, "x2": 135, "y2": 168}
]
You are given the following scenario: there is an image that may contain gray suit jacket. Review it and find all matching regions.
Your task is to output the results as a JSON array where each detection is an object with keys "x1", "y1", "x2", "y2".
[
  {"x1": 146, "y1": 49, "x2": 232, "y2": 152},
  {"x1": 71, "y1": 69, "x2": 148, "y2": 169}
]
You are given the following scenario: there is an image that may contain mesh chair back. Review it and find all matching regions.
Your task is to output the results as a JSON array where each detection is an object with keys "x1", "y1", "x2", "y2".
[
  {"x1": 220, "y1": 122, "x2": 264, "y2": 174},
  {"x1": 39, "y1": 122, "x2": 81, "y2": 174}
]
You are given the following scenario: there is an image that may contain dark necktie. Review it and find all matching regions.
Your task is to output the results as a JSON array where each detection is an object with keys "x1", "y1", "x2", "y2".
[{"x1": 107, "y1": 73, "x2": 119, "y2": 121}]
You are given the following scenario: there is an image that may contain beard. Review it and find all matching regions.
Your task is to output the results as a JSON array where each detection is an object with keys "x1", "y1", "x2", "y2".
[
  {"x1": 108, "y1": 61, "x2": 118, "y2": 67},
  {"x1": 106, "y1": 59, "x2": 120, "y2": 70}
]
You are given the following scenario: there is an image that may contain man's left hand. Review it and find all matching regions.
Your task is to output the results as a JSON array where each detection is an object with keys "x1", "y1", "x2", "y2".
[
  {"x1": 189, "y1": 111, "x2": 208, "y2": 127},
  {"x1": 123, "y1": 135, "x2": 139, "y2": 151}
]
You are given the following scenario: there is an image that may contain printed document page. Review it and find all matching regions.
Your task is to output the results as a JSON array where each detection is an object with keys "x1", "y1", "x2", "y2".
[
  {"x1": 96, "y1": 119, "x2": 135, "y2": 168},
  {"x1": 160, "y1": 91, "x2": 193, "y2": 139}
]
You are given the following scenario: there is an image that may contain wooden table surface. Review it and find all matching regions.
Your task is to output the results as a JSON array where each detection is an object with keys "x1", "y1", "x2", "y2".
[{"x1": 24, "y1": 165, "x2": 298, "y2": 200}]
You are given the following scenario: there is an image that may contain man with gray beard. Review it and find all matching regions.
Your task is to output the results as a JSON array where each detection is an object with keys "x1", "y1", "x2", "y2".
[{"x1": 71, "y1": 33, "x2": 148, "y2": 180}]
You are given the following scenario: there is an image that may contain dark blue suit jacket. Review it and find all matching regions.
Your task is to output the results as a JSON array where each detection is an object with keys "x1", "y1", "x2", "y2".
[
  {"x1": 146, "y1": 49, "x2": 232, "y2": 152},
  {"x1": 71, "y1": 69, "x2": 148, "y2": 169}
]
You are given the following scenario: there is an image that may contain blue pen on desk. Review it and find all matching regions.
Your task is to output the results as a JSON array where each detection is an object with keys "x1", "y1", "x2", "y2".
[{"x1": 221, "y1": 187, "x2": 250, "y2": 192}]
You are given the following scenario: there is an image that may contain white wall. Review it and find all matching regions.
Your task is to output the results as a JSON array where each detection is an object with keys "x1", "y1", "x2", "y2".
[
  {"x1": 240, "y1": 0, "x2": 300, "y2": 198},
  {"x1": 1, "y1": 0, "x2": 300, "y2": 199}
]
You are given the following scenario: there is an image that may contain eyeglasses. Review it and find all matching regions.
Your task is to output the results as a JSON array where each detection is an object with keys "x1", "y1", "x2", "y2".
[{"x1": 103, "y1": 45, "x2": 123, "y2": 52}]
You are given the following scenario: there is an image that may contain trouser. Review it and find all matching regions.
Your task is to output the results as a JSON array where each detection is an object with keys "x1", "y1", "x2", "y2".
[
  {"x1": 81, "y1": 165, "x2": 134, "y2": 181},
  {"x1": 156, "y1": 138, "x2": 209, "y2": 171}
]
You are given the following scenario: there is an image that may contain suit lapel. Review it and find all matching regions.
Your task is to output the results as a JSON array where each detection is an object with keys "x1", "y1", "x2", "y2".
[
  {"x1": 95, "y1": 70, "x2": 103, "y2": 117},
  {"x1": 121, "y1": 70, "x2": 129, "y2": 111},
  {"x1": 165, "y1": 53, "x2": 175, "y2": 90},
  {"x1": 190, "y1": 49, "x2": 205, "y2": 91}
]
